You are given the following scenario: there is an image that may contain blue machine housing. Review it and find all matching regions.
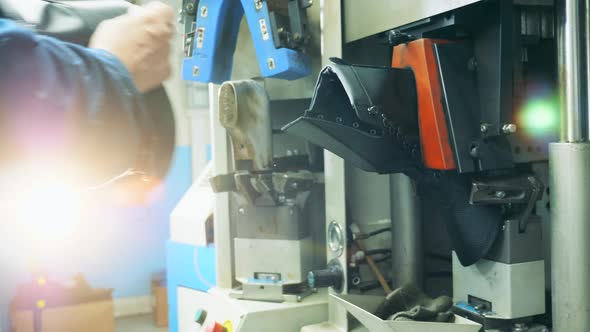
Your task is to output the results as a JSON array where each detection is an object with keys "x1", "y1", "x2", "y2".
[
  {"x1": 166, "y1": 241, "x2": 216, "y2": 332},
  {"x1": 181, "y1": 0, "x2": 243, "y2": 84},
  {"x1": 181, "y1": 0, "x2": 311, "y2": 83}
]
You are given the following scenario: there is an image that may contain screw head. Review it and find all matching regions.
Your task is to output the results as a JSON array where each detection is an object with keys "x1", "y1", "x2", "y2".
[
  {"x1": 468, "y1": 57, "x2": 478, "y2": 71},
  {"x1": 502, "y1": 123, "x2": 517, "y2": 134},
  {"x1": 368, "y1": 105, "x2": 379, "y2": 116},
  {"x1": 267, "y1": 58, "x2": 276, "y2": 70},
  {"x1": 480, "y1": 123, "x2": 490, "y2": 133},
  {"x1": 495, "y1": 191, "x2": 506, "y2": 199},
  {"x1": 470, "y1": 144, "x2": 480, "y2": 158}
]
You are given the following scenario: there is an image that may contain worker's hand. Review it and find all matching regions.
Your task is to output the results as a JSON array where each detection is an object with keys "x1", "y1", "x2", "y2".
[{"x1": 89, "y1": 1, "x2": 175, "y2": 93}]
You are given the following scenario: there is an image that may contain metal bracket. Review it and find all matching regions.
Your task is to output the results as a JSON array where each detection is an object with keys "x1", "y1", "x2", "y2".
[
  {"x1": 209, "y1": 170, "x2": 316, "y2": 205},
  {"x1": 469, "y1": 174, "x2": 544, "y2": 232}
]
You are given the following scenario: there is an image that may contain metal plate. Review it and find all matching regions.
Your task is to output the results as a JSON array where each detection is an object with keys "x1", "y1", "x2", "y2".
[{"x1": 342, "y1": 0, "x2": 483, "y2": 42}]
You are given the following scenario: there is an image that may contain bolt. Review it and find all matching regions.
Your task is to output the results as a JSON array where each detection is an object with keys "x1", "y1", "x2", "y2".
[
  {"x1": 368, "y1": 105, "x2": 379, "y2": 115},
  {"x1": 512, "y1": 323, "x2": 528, "y2": 332},
  {"x1": 296, "y1": 296, "x2": 302, "y2": 302},
  {"x1": 495, "y1": 191, "x2": 506, "y2": 199},
  {"x1": 502, "y1": 123, "x2": 517, "y2": 134},
  {"x1": 468, "y1": 57, "x2": 478, "y2": 71},
  {"x1": 352, "y1": 276, "x2": 361, "y2": 286},
  {"x1": 352, "y1": 122, "x2": 359, "y2": 128},
  {"x1": 185, "y1": 2, "x2": 196, "y2": 15},
  {"x1": 200, "y1": 6, "x2": 208, "y2": 17},
  {"x1": 480, "y1": 123, "x2": 490, "y2": 133},
  {"x1": 238, "y1": 207, "x2": 245, "y2": 215},
  {"x1": 470, "y1": 144, "x2": 480, "y2": 158},
  {"x1": 335, "y1": 117, "x2": 343, "y2": 123},
  {"x1": 255, "y1": 0, "x2": 263, "y2": 10},
  {"x1": 193, "y1": 66, "x2": 199, "y2": 77},
  {"x1": 267, "y1": 58, "x2": 276, "y2": 70}
]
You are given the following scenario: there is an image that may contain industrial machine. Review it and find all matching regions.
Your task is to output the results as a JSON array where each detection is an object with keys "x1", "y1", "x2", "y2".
[{"x1": 170, "y1": 0, "x2": 588, "y2": 331}]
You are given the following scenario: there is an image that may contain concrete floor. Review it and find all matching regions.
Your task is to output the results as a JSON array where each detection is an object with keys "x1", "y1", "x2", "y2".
[{"x1": 116, "y1": 315, "x2": 168, "y2": 332}]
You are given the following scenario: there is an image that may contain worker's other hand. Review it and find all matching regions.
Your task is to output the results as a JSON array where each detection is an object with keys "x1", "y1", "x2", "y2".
[{"x1": 89, "y1": 1, "x2": 175, "y2": 93}]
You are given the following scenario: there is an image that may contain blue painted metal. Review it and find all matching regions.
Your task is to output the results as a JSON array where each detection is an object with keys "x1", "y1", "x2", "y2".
[
  {"x1": 166, "y1": 241, "x2": 216, "y2": 332},
  {"x1": 455, "y1": 301, "x2": 479, "y2": 314},
  {"x1": 240, "y1": 0, "x2": 311, "y2": 80},
  {"x1": 181, "y1": 0, "x2": 243, "y2": 84},
  {"x1": 181, "y1": 0, "x2": 311, "y2": 83}
]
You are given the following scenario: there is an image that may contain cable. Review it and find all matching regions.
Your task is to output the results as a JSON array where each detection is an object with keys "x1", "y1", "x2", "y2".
[
  {"x1": 365, "y1": 248, "x2": 390, "y2": 256},
  {"x1": 373, "y1": 254, "x2": 392, "y2": 264},
  {"x1": 368, "y1": 227, "x2": 391, "y2": 237}
]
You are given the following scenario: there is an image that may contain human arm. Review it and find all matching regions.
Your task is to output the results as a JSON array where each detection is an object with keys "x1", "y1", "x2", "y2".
[{"x1": 0, "y1": 2, "x2": 174, "y2": 184}]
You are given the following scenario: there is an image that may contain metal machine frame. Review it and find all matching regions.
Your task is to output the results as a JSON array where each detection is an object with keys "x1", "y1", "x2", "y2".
[{"x1": 172, "y1": 0, "x2": 590, "y2": 331}]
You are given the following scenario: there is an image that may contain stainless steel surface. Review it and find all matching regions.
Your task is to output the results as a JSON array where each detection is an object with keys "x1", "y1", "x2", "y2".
[
  {"x1": 389, "y1": 174, "x2": 422, "y2": 288},
  {"x1": 241, "y1": 282, "x2": 285, "y2": 302},
  {"x1": 342, "y1": 0, "x2": 482, "y2": 43},
  {"x1": 234, "y1": 237, "x2": 314, "y2": 284},
  {"x1": 236, "y1": 205, "x2": 306, "y2": 240},
  {"x1": 550, "y1": 143, "x2": 590, "y2": 332},
  {"x1": 453, "y1": 253, "x2": 545, "y2": 319},
  {"x1": 558, "y1": 0, "x2": 586, "y2": 142},
  {"x1": 587, "y1": 0, "x2": 590, "y2": 136},
  {"x1": 321, "y1": 0, "x2": 348, "y2": 329}
]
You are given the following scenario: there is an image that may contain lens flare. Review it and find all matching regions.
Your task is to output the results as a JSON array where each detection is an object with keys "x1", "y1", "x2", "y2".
[{"x1": 518, "y1": 96, "x2": 559, "y2": 137}]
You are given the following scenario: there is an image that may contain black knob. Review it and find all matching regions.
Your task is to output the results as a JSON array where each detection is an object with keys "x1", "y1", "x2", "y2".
[{"x1": 307, "y1": 259, "x2": 343, "y2": 292}]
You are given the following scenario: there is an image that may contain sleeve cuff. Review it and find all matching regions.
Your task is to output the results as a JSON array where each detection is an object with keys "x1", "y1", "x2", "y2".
[{"x1": 86, "y1": 48, "x2": 141, "y2": 96}]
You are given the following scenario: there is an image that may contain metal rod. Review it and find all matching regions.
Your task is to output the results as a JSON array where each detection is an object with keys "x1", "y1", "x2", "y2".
[
  {"x1": 558, "y1": 0, "x2": 586, "y2": 142},
  {"x1": 389, "y1": 174, "x2": 422, "y2": 288},
  {"x1": 586, "y1": 0, "x2": 590, "y2": 135},
  {"x1": 550, "y1": 144, "x2": 590, "y2": 332},
  {"x1": 551, "y1": 1, "x2": 590, "y2": 330}
]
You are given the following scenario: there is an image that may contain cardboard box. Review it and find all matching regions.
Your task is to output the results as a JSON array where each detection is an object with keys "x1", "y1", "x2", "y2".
[
  {"x1": 152, "y1": 273, "x2": 168, "y2": 328},
  {"x1": 11, "y1": 301, "x2": 114, "y2": 332},
  {"x1": 9, "y1": 275, "x2": 114, "y2": 332}
]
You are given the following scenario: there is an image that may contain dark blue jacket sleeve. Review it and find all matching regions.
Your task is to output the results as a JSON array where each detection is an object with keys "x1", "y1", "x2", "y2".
[{"x1": 0, "y1": 19, "x2": 145, "y2": 183}]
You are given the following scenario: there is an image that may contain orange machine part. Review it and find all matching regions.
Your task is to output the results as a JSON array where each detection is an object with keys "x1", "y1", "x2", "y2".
[{"x1": 392, "y1": 39, "x2": 457, "y2": 170}]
